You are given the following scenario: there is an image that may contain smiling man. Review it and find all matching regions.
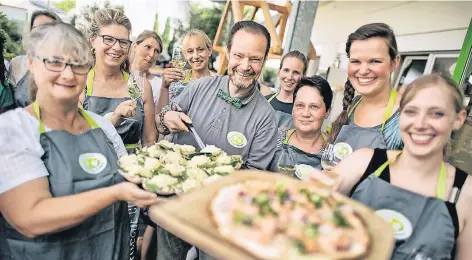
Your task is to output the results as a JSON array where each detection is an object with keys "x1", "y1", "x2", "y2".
[{"x1": 156, "y1": 21, "x2": 278, "y2": 260}]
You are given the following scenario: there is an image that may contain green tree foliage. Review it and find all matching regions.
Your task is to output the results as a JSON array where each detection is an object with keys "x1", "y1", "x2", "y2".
[
  {"x1": 71, "y1": 0, "x2": 124, "y2": 35},
  {"x1": 153, "y1": 13, "x2": 159, "y2": 35},
  {"x1": 53, "y1": 0, "x2": 76, "y2": 13},
  {"x1": 0, "y1": 12, "x2": 22, "y2": 60},
  {"x1": 169, "y1": 1, "x2": 225, "y2": 70},
  {"x1": 262, "y1": 67, "x2": 277, "y2": 86},
  {"x1": 162, "y1": 17, "x2": 171, "y2": 47}
]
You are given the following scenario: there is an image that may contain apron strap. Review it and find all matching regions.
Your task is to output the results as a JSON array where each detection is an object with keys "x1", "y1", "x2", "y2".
[
  {"x1": 78, "y1": 109, "x2": 100, "y2": 129},
  {"x1": 33, "y1": 101, "x2": 100, "y2": 133},
  {"x1": 183, "y1": 70, "x2": 192, "y2": 83},
  {"x1": 347, "y1": 88, "x2": 397, "y2": 132},
  {"x1": 283, "y1": 129, "x2": 327, "y2": 144},
  {"x1": 33, "y1": 101, "x2": 46, "y2": 133},
  {"x1": 374, "y1": 151, "x2": 447, "y2": 200},
  {"x1": 283, "y1": 129, "x2": 296, "y2": 144},
  {"x1": 380, "y1": 88, "x2": 397, "y2": 132},
  {"x1": 267, "y1": 92, "x2": 279, "y2": 103},
  {"x1": 86, "y1": 68, "x2": 130, "y2": 96},
  {"x1": 125, "y1": 143, "x2": 139, "y2": 149}
]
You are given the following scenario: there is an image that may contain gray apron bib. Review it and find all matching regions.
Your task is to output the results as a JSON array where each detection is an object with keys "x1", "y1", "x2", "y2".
[
  {"x1": 351, "y1": 150, "x2": 465, "y2": 260},
  {"x1": 14, "y1": 71, "x2": 33, "y2": 107},
  {"x1": 334, "y1": 89, "x2": 397, "y2": 151},
  {"x1": 82, "y1": 69, "x2": 143, "y2": 259},
  {"x1": 270, "y1": 130, "x2": 323, "y2": 174},
  {"x1": 0, "y1": 102, "x2": 129, "y2": 260},
  {"x1": 83, "y1": 69, "x2": 144, "y2": 154}
]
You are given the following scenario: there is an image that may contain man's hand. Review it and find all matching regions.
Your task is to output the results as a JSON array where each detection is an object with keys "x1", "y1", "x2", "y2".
[{"x1": 163, "y1": 111, "x2": 192, "y2": 133}]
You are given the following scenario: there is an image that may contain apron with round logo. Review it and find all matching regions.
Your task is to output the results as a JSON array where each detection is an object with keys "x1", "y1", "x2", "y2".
[
  {"x1": 82, "y1": 68, "x2": 144, "y2": 259},
  {"x1": 334, "y1": 89, "x2": 397, "y2": 152},
  {"x1": 351, "y1": 149, "x2": 467, "y2": 259},
  {"x1": 0, "y1": 102, "x2": 129, "y2": 260}
]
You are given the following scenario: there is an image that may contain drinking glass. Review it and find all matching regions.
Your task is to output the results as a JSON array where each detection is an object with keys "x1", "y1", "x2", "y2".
[
  {"x1": 277, "y1": 149, "x2": 296, "y2": 177},
  {"x1": 128, "y1": 71, "x2": 146, "y2": 100},
  {"x1": 320, "y1": 143, "x2": 338, "y2": 170}
]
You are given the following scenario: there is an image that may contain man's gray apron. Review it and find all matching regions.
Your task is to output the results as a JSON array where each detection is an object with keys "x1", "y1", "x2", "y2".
[
  {"x1": 270, "y1": 130, "x2": 322, "y2": 173},
  {"x1": 267, "y1": 92, "x2": 294, "y2": 130},
  {"x1": 83, "y1": 69, "x2": 144, "y2": 260},
  {"x1": 14, "y1": 71, "x2": 33, "y2": 107},
  {"x1": 0, "y1": 102, "x2": 129, "y2": 260},
  {"x1": 334, "y1": 89, "x2": 397, "y2": 152},
  {"x1": 351, "y1": 150, "x2": 466, "y2": 260}
]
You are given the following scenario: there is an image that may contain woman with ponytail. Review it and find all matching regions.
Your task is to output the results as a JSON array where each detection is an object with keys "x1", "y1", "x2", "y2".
[{"x1": 327, "y1": 23, "x2": 403, "y2": 154}]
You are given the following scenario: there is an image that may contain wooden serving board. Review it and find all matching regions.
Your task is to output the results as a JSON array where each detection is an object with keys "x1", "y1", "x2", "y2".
[{"x1": 149, "y1": 170, "x2": 395, "y2": 260}]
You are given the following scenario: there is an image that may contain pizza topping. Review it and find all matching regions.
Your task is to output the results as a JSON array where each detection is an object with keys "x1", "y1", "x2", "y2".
[{"x1": 213, "y1": 180, "x2": 370, "y2": 259}]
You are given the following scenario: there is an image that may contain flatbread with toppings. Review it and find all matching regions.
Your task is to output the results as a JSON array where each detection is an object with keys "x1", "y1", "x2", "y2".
[{"x1": 210, "y1": 181, "x2": 370, "y2": 259}]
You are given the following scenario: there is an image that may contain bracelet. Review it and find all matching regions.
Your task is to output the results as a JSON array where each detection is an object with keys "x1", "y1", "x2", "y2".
[{"x1": 159, "y1": 107, "x2": 171, "y2": 135}]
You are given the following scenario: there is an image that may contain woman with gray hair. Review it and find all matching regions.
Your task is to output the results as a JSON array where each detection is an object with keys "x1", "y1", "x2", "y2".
[
  {"x1": 8, "y1": 9, "x2": 62, "y2": 107},
  {"x1": 0, "y1": 22, "x2": 162, "y2": 259}
]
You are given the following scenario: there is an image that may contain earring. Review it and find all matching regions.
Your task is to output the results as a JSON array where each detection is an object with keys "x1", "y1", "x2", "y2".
[{"x1": 91, "y1": 48, "x2": 96, "y2": 55}]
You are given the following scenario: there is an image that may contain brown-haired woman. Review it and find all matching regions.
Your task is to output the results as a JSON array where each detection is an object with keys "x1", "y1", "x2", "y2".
[
  {"x1": 130, "y1": 30, "x2": 163, "y2": 105},
  {"x1": 327, "y1": 23, "x2": 403, "y2": 155},
  {"x1": 266, "y1": 50, "x2": 307, "y2": 130},
  {"x1": 79, "y1": 8, "x2": 157, "y2": 259},
  {"x1": 311, "y1": 74, "x2": 471, "y2": 259},
  {"x1": 8, "y1": 9, "x2": 62, "y2": 107}
]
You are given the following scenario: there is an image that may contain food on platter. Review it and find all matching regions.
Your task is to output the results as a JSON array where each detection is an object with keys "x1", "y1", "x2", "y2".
[
  {"x1": 210, "y1": 180, "x2": 370, "y2": 260},
  {"x1": 118, "y1": 140, "x2": 244, "y2": 195}
]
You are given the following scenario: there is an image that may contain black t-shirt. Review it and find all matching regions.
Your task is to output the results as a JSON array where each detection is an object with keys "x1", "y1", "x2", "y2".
[{"x1": 265, "y1": 93, "x2": 293, "y2": 114}]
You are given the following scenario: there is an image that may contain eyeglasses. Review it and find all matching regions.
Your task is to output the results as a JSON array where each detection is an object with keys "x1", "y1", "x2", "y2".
[
  {"x1": 35, "y1": 56, "x2": 91, "y2": 75},
  {"x1": 98, "y1": 34, "x2": 132, "y2": 49}
]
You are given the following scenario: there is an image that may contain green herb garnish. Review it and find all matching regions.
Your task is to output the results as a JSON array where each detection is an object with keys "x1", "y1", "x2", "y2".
[
  {"x1": 304, "y1": 224, "x2": 319, "y2": 238},
  {"x1": 333, "y1": 210, "x2": 351, "y2": 228},
  {"x1": 294, "y1": 240, "x2": 306, "y2": 254},
  {"x1": 234, "y1": 211, "x2": 253, "y2": 226}
]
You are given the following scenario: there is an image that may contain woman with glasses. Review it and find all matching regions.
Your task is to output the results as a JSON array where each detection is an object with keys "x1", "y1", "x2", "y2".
[
  {"x1": 8, "y1": 9, "x2": 61, "y2": 107},
  {"x1": 79, "y1": 9, "x2": 157, "y2": 259},
  {"x1": 0, "y1": 22, "x2": 162, "y2": 260},
  {"x1": 269, "y1": 76, "x2": 333, "y2": 176},
  {"x1": 80, "y1": 8, "x2": 156, "y2": 155}
]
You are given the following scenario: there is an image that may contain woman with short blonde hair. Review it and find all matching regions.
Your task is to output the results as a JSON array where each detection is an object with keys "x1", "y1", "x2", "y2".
[{"x1": 156, "y1": 29, "x2": 217, "y2": 114}]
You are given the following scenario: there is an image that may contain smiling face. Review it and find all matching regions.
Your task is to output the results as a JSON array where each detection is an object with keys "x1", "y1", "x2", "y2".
[
  {"x1": 29, "y1": 45, "x2": 88, "y2": 104},
  {"x1": 134, "y1": 37, "x2": 161, "y2": 72},
  {"x1": 226, "y1": 29, "x2": 267, "y2": 90},
  {"x1": 91, "y1": 24, "x2": 130, "y2": 69},
  {"x1": 400, "y1": 85, "x2": 466, "y2": 158},
  {"x1": 347, "y1": 37, "x2": 398, "y2": 98},
  {"x1": 279, "y1": 57, "x2": 304, "y2": 93},
  {"x1": 183, "y1": 35, "x2": 211, "y2": 72},
  {"x1": 293, "y1": 86, "x2": 329, "y2": 134}
]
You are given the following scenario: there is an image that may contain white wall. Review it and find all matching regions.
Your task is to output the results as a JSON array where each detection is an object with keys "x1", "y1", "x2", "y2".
[
  {"x1": 0, "y1": 5, "x2": 27, "y2": 21},
  {"x1": 311, "y1": 1, "x2": 472, "y2": 72}
]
